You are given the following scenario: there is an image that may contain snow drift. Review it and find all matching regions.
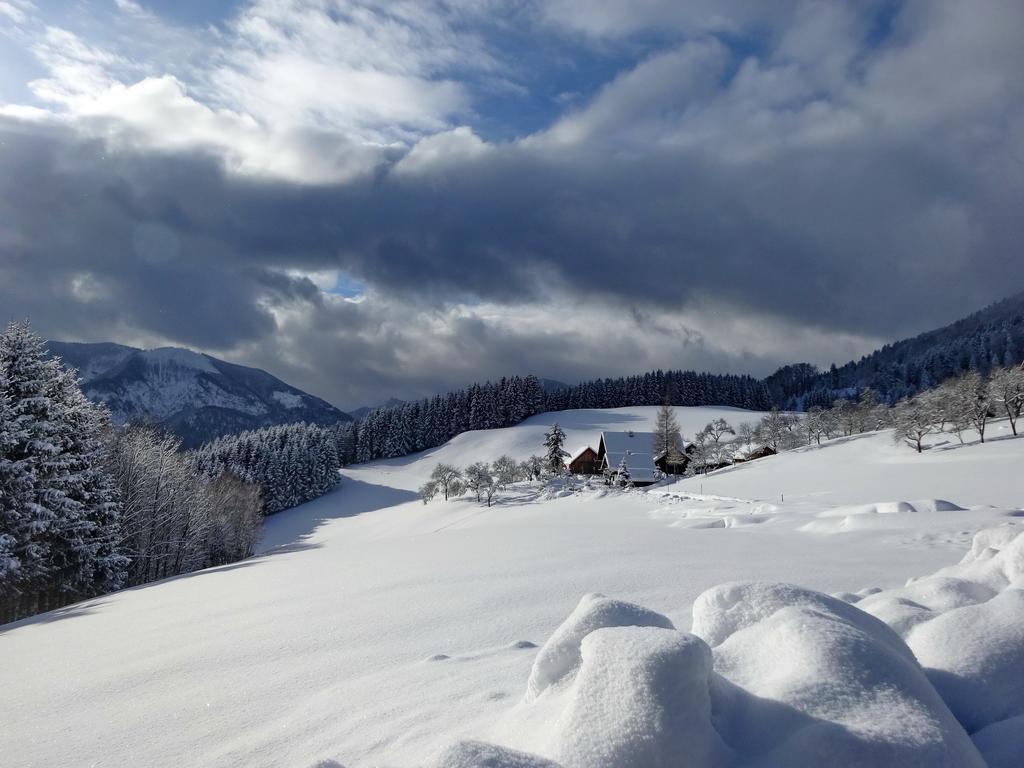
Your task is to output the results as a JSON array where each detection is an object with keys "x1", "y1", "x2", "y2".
[{"x1": 437, "y1": 528, "x2": 1024, "y2": 767}]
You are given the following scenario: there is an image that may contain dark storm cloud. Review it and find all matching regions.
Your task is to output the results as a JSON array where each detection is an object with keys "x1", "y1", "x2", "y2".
[
  {"x1": 4, "y1": 113, "x2": 1019, "y2": 345},
  {"x1": 2, "y1": 0, "x2": 1024, "y2": 406}
]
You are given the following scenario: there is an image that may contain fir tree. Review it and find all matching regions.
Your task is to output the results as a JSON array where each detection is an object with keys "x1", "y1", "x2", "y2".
[{"x1": 544, "y1": 423, "x2": 569, "y2": 475}]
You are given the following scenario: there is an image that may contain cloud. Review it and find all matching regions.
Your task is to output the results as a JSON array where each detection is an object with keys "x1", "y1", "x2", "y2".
[
  {"x1": 5, "y1": 2, "x2": 494, "y2": 184},
  {"x1": 0, "y1": 0, "x2": 1022, "y2": 408},
  {"x1": 0, "y1": 1, "x2": 31, "y2": 24}
]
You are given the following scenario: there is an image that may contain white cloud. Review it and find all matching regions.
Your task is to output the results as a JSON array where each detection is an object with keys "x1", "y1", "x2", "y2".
[
  {"x1": 113, "y1": 0, "x2": 144, "y2": 14},
  {"x1": 394, "y1": 126, "x2": 491, "y2": 175},
  {"x1": 534, "y1": 39, "x2": 729, "y2": 148},
  {"x1": 0, "y1": 0, "x2": 33, "y2": 24},
  {"x1": 3, "y1": 2, "x2": 492, "y2": 184}
]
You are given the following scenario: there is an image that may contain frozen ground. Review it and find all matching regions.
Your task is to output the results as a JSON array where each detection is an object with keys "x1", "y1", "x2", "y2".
[{"x1": 1, "y1": 406, "x2": 1022, "y2": 767}]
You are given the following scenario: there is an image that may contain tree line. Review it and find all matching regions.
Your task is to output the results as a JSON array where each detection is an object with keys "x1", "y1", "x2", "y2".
[
  {"x1": 191, "y1": 422, "x2": 343, "y2": 514},
  {"x1": 767, "y1": 291, "x2": 1024, "y2": 409},
  {"x1": 891, "y1": 366, "x2": 1024, "y2": 452},
  {"x1": 692, "y1": 363, "x2": 1024, "y2": 471},
  {"x1": 0, "y1": 322, "x2": 267, "y2": 623},
  {"x1": 354, "y1": 370, "x2": 770, "y2": 464}
]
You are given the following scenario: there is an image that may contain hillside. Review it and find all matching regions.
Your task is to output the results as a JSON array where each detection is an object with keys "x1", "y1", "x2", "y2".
[
  {"x1": 2, "y1": 406, "x2": 1021, "y2": 767},
  {"x1": 45, "y1": 341, "x2": 352, "y2": 447},
  {"x1": 769, "y1": 290, "x2": 1024, "y2": 407}
]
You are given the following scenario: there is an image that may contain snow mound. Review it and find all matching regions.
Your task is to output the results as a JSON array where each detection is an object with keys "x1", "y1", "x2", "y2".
[
  {"x1": 971, "y1": 713, "x2": 1024, "y2": 768},
  {"x1": 543, "y1": 626, "x2": 728, "y2": 768},
  {"x1": 524, "y1": 593, "x2": 674, "y2": 702},
  {"x1": 908, "y1": 588, "x2": 1024, "y2": 732},
  {"x1": 800, "y1": 499, "x2": 969, "y2": 533},
  {"x1": 433, "y1": 740, "x2": 561, "y2": 768},
  {"x1": 691, "y1": 581, "x2": 912, "y2": 657},
  {"x1": 854, "y1": 526, "x2": 1024, "y2": 737},
  {"x1": 502, "y1": 624, "x2": 729, "y2": 768},
  {"x1": 670, "y1": 515, "x2": 771, "y2": 530},
  {"x1": 475, "y1": 577, "x2": 991, "y2": 767},
  {"x1": 816, "y1": 499, "x2": 965, "y2": 518},
  {"x1": 694, "y1": 582, "x2": 981, "y2": 767}
]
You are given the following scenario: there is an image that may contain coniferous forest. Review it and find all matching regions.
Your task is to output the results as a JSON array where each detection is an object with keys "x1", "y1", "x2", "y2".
[
  {"x1": 350, "y1": 371, "x2": 771, "y2": 463},
  {"x1": 767, "y1": 291, "x2": 1024, "y2": 409}
]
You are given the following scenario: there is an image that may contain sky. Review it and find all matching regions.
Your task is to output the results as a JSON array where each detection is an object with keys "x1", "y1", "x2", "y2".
[{"x1": 0, "y1": 0, "x2": 1022, "y2": 410}]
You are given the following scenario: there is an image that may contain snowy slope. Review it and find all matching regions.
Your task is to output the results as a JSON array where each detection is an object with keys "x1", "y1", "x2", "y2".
[
  {"x1": 336, "y1": 405, "x2": 760, "y2": 492},
  {"x1": 671, "y1": 419, "x2": 1024, "y2": 508},
  {"x1": 2, "y1": 407, "x2": 1022, "y2": 767}
]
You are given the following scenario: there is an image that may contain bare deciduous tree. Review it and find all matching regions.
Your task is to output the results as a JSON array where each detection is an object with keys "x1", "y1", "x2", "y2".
[{"x1": 989, "y1": 364, "x2": 1024, "y2": 436}]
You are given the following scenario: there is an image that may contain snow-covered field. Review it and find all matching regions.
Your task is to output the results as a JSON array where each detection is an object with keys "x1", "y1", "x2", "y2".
[{"x1": 2, "y1": 406, "x2": 1022, "y2": 767}]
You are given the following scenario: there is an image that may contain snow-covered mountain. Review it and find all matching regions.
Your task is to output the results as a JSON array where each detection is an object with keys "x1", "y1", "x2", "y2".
[
  {"x1": 45, "y1": 341, "x2": 352, "y2": 447},
  {"x1": 3, "y1": 405, "x2": 1022, "y2": 766},
  {"x1": 768, "y1": 288, "x2": 1024, "y2": 407}
]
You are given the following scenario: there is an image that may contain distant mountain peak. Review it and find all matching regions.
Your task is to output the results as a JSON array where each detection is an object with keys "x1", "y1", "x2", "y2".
[{"x1": 45, "y1": 341, "x2": 351, "y2": 448}]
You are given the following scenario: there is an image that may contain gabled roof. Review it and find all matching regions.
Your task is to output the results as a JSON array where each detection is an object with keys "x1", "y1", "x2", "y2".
[
  {"x1": 566, "y1": 445, "x2": 597, "y2": 464},
  {"x1": 653, "y1": 437, "x2": 690, "y2": 462},
  {"x1": 598, "y1": 430, "x2": 659, "y2": 483}
]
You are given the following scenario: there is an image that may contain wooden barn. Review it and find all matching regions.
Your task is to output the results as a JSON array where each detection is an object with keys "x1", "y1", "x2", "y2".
[{"x1": 566, "y1": 446, "x2": 600, "y2": 475}]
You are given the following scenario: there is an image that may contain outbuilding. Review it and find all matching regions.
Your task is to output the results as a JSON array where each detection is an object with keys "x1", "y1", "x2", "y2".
[{"x1": 566, "y1": 446, "x2": 601, "y2": 475}]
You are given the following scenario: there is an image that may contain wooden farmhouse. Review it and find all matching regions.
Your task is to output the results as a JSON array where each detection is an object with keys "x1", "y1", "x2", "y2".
[
  {"x1": 565, "y1": 446, "x2": 601, "y2": 475},
  {"x1": 595, "y1": 430, "x2": 659, "y2": 486}
]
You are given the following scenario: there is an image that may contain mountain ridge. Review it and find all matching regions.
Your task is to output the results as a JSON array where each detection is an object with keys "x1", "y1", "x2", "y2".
[
  {"x1": 45, "y1": 341, "x2": 352, "y2": 448},
  {"x1": 767, "y1": 289, "x2": 1024, "y2": 408}
]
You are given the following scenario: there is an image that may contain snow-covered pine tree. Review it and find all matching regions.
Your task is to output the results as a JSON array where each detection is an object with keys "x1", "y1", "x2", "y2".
[
  {"x1": 0, "y1": 321, "x2": 77, "y2": 614},
  {"x1": 544, "y1": 423, "x2": 569, "y2": 475},
  {"x1": 46, "y1": 366, "x2": 127, "y2": 600},
  {"x1": 0, "y1": 321, "x2": 127, "y2": 616},
  {"x1": 0, "y1": 365, "x2": 33, "y2": 609},
  {"x1": 616, "y1": 456, "x2": 631, "y2": 486}
]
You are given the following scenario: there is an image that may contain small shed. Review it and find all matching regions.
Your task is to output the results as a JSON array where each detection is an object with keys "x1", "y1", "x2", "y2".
[
  {"x1": 745, "y1": 446, "x2": 777, "y2": 461},
  {"x1": 654, "y1": 447, "x2": 690, "y2": 475},
  {"x1": 566, "y1": 446, "x2": 600, "y2": 475},
  {"x1": 596, "y1": 430, "x2": 659, "y2": 485}
]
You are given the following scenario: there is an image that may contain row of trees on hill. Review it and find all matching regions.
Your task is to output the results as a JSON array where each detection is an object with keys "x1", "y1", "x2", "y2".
[
  {"x1": 355, "y1": 371, "x2": 770, "y2": 464},
  {"x1": 892, "y1": 366, "x2": 1024, "y2": 452},
  {"x1": 419, "y1": 454, "x2": 547, "y2": 506},
  {"x1": 191, "y1": 422, "x2": 343, "y2": 514},
  {"x1": 419, "y1": 423, "x2": 568, "y2": 505},
  {"x1": 707, "y1": 364, "x2": 1024, "y2": 465},
  {"x1": 767, "y1": 292, "x2": 1024, "y2": 409},
  {"x1": 106, "y1": 425, "x2": 262, "y2": 587},
  {"x1": 0, "y1": 322, "x2": 267, "y2": 623}
]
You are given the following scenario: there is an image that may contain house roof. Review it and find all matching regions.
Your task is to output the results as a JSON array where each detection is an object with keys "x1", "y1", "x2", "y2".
[
  {"x1": 566, "y1": 445, "x2": 597, "y2": 464},
  {"x1": 598, "y1": 430, "x2": 659, "y2": 482},
  {"x1": 654, "y1": 437, "x2": 690, "y2": 462}
]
